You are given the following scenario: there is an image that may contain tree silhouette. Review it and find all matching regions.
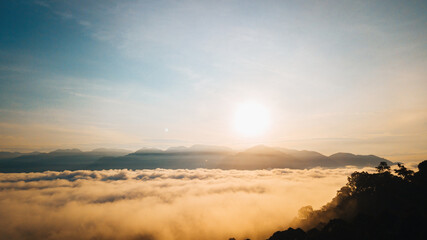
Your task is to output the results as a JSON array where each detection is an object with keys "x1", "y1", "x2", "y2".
[
  {"x1": 267, "y1": 160, "x2": 427, "y2": 240},
  {"x1": 394, "y1": 163, "x2": 414, "y2": 180},
  {"x1": 375, "y1": 161, "x2": 390, "y2": 173}
]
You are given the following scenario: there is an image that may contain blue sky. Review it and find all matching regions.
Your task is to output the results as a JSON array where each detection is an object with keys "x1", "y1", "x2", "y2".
[{"x1": 0, "y1": 0, "x2": 426, "y2": 161}]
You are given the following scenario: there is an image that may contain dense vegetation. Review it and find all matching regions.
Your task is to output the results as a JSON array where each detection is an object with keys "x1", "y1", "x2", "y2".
[{"x1": 264, "y1": 161, "x2": 427, "y2": 240}]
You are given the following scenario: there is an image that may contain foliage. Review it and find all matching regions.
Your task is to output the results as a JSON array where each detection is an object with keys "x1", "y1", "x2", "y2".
[
  {"x1": 376, "y1": 161, "x2": 391, "y2": 173},
  {"x1": 263, "y1": 160, "x2": 427, "y2": 240}
]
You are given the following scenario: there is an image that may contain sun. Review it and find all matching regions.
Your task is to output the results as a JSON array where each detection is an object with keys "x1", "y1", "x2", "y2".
[{"x1": 234, "y1": 101, "x2": 270, "y2": 136}]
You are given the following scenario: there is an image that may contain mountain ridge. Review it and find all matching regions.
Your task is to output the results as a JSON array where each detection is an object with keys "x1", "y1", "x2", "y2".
[{"x1": 0, "y1": 145, "x2": 393, "y2": 172}]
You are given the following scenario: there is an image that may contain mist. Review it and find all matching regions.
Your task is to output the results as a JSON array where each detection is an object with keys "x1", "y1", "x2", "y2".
[{"x1": 0, "y1": 167, "x2": 374, "y2": 240}]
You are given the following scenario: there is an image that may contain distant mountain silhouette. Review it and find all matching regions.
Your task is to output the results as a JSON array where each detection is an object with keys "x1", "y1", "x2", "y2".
[
  {"x1": 218, "y1": 145, "x2": 391, "y2": 170},
  {"x1": 0, "y1": 151, "x2": 40, "y2": 159},
  {"x1": 133, "y1": 145, "x2": 234, "y2": 154},
  {"x1": 0, "y1": 148, "x2": 131, "y2": 172},
  {"x1": 278, "y1": 148, "x2": 336, "y2": 167},
  {"x1": 0, "y1": 151, "x2": 24, "y2": 159},
  {"x1": 134, "y1": 147, "x2": 164, "y2": 154},
  {"x1": 329, "y1": 152, "x2": 389, "y2": 167},
  {"x1": 0, "y1": 145, "x2": 393, "y2": 172},
  {"x1": 91, "y1": 145, "x2": 234, "y2": 170},
  {"x1": 219, "y1": 145, "x2": 301, "y2": 170},
  {"x1": 90, "y1": 148, "x2": 132, "y2": 155}
]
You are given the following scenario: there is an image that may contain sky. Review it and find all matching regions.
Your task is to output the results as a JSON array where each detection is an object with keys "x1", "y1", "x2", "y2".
[{"x1": 0, "y1": 0, "x2": 426, "y2": 161}]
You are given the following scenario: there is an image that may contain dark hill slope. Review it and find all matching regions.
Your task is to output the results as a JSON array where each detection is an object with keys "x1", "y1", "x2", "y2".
[{"x1": 263, "y1": 161, "x2": 427, "y2": 240}]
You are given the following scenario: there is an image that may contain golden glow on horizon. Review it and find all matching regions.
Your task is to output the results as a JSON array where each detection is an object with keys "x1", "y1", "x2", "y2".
[{"x1": 234, "y1": 101, "x2": 270, "y2": 137}]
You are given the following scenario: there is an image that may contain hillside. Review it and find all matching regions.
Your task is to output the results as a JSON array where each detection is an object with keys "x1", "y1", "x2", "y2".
[{"x1": 262, "y1": 161, "x2": 427, "y2": 240}]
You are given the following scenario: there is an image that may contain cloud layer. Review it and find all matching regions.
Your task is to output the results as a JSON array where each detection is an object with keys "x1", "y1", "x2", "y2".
[{"x1": 0, "y1": 167, "x2": 374, "y2": 240}]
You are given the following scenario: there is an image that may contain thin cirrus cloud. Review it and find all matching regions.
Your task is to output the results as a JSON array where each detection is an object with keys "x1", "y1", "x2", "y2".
[
  {"x1": 0, "y1": 167, "x2": 374, "y2": 240},
  {"x1": 0, "y1": 1, "x2": 426, "y2": 159}
]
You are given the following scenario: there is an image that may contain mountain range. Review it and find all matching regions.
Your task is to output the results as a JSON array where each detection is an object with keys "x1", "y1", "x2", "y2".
[{"x1": 0, "y1": 145, "x2": 392, "y2": 173}]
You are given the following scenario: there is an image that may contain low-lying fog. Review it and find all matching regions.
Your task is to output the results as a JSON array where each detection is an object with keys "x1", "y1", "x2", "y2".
[{"x1": 0, "y1": 167, "x2": 374, "y2": 240}]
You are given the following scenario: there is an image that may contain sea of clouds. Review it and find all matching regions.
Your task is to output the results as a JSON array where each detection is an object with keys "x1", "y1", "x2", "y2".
[{"x1": 0, "y1": 167, "x2": 374, "y2": 240}]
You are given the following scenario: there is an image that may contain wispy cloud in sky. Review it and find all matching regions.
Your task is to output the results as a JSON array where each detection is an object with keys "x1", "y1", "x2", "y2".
[{"x1": 0, "y1": 0, "x2": 426, "y2": 159}]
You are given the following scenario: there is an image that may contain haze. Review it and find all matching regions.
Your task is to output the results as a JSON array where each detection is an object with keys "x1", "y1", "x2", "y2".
[{"x1": 0, "y1": 167, "x2": 374, "y2": 240}]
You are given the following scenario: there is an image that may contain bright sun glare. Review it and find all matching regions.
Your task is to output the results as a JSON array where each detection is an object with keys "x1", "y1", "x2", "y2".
[{"x1": 234, "y1": 102, "x2": 270, "y2": 137}]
